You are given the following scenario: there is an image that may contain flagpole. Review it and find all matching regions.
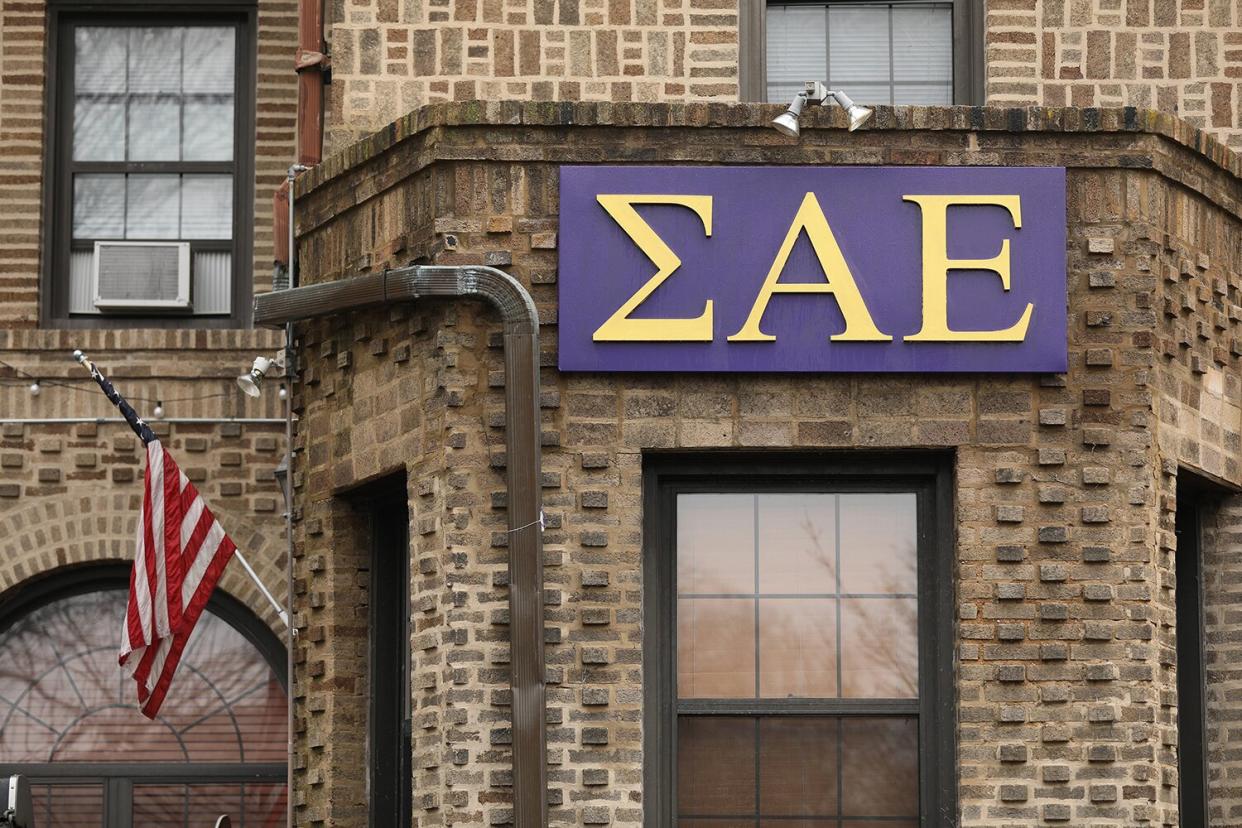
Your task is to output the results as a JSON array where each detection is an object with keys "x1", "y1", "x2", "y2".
[
  {"x1": 72, "y1": 349, "x2": 156, "y2": 445},
  {"x1": 233, "y1": 548, "x2": 291, "y2": 628},
  {"x1": 72, "y1": 348, "x2": 291, "y2": 628}
]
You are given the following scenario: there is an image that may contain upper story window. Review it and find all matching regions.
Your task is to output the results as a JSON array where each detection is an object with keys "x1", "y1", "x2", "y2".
[
  {"x1": 45, "y1": 11, "x2": 254, "y2": 328},
  {"x1": 745, "y1": 0, "x2": 981, "y2": 106},
  {"x1": 767, "y1": 2, "x2": 953, "y2": 105}
]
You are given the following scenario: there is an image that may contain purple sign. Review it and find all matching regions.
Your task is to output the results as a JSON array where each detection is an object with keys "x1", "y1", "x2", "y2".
[{"x1": 558, "y1": 166, "x2": 1067, "y2": 373}]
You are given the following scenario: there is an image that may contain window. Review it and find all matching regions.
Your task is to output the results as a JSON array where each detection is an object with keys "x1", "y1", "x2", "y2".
[
  {"x1": 741, "y1": 0, "x2": 982, "y2": 105},
  {"x1": 768, "y1": 3, "x2": 952, "y2": 105},
  {"x1": 643, "y1": 456, "x2": 954, "y2": 826},
  {"x1": 45, "y1": 8, "x2": 255, "y2": 328},
  {"x1": 0, "y1": 567, "x2": 287, "y2": 826}
]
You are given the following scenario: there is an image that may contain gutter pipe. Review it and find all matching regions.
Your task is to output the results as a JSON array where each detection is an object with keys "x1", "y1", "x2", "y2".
[
  {"x1": 280, "y1": 163, "x2": 307, "y2": 828},
  {"x1": 253, "y1": 265, "x2": 548, "y2": 827}
]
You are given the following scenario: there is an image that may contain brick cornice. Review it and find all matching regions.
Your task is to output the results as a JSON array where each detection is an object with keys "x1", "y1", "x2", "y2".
[{"x1": 293, "y1": 102, "x2": 1242, "y2": 235}]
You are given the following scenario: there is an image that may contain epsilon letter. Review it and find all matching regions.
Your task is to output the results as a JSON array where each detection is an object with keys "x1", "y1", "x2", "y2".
[
  {"x1": 903, "y1": 194, "x2": 1033, "y2": 342},
  {"x1": 728, "y1": 192, "x2": 891, "y2": 342},
  {"x1": 593, "y1": 194, "x2": 713, "y2": 342}
]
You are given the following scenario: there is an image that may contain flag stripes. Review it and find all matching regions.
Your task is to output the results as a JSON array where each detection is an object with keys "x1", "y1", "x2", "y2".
[{"x1": 119, "y1": 439, "x2": 238, "y2": 718}]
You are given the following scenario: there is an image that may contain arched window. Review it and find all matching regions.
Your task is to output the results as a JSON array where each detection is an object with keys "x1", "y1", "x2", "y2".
[{"x1": 0, "y1": 567, "x2": 287, "y2": 827}]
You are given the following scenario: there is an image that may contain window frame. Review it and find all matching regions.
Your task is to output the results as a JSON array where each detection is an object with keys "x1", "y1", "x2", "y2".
[
  {"x1": 41, "y1": 0, "x2": 257, "y2": 329},
  {"x1": 642, "y1": 452, "x2": 957, "y2": 826},
  {"x1": 740, "y1": 0, "x2": 985, "y2": 106}
]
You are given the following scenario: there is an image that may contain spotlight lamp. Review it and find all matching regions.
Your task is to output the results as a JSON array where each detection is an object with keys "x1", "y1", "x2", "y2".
[
  {"x1": 772, "y1": 81, "x2": 874, "y2": 138},
  {"x1": 237, "y1": 351, "x2": 287, "y2": 398}
]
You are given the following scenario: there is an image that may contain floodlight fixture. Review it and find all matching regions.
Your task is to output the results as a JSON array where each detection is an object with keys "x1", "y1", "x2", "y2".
[
  {"x1": 237, "y1": 356, "x2": 276, "y2": 397},
  {"x1": 771, "y1": 82, "x2": 875, "y2": 138}
]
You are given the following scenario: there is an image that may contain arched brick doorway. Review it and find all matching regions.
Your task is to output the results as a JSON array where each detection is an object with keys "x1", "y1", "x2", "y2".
[{"x1": 0, "y1": 565, "x2": 287, "y2": 827}]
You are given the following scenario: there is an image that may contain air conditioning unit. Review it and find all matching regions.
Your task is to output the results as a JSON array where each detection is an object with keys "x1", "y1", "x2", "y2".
[{"x1": 92, "y1": 241, "x2": 191, "y2": 311}]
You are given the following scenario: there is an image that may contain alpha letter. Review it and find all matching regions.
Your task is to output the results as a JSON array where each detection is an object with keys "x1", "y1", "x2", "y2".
[
  {"x1": 728, "y1": 192, "x2": 890, "y2": 342},
  {"x1": 593, "y1": 194, "x2": 713, "y2": 342},
  {"x1": 903, "y1": 194, "x2": 1033, "y2": 342}
]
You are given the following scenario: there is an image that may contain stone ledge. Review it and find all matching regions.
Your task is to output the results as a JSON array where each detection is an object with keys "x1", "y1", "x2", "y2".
[
  {"x1": 300, "y1": 101, "x2": 1241, "y2": 197},
  {"x1": 0, "y1": 326, "x2": 286, "y2": 354}
]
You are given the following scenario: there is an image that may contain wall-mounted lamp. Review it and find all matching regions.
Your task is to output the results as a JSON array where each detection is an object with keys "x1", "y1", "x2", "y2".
[
  {"x1": 773, "y1": 82, "x2": 874, "y2": 138},
  {"x1": 236, "y1": 352, "x2": 287, "y2": 398}
]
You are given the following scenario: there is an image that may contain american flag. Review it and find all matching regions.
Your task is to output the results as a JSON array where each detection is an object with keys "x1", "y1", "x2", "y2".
[{"x1": 119, "y1": 438, "x2": 238, "y2": 718}]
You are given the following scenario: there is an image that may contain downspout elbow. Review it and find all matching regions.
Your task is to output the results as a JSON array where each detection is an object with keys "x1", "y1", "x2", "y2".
[{"x1": 254, "y1": 265, "x2": 538, "y2": 335}]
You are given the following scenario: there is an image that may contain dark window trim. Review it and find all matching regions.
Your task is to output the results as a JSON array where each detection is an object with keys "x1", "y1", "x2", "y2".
[
  {"x1": 41, "y1": 0, "x2": 257, "y2": 329},
  {"x1": 641, "y1": 451, "x2": 957, "y2": 826},
  {"x1": 741, "y1": 0, "x2": 985, "y2": 106}
]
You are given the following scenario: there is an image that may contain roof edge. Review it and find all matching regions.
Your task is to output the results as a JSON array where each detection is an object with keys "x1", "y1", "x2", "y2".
[{"x1": 298, "y1": 101, "x2": 1241, "y2": 197}]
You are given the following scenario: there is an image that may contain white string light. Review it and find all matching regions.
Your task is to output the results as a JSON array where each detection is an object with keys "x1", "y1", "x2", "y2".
[
  {"x1": 28, "y1": 381, "x2": 40, "y2": 397},
  {"x1": 153, "y1": 400, "x2": 165, "y2": 419}
]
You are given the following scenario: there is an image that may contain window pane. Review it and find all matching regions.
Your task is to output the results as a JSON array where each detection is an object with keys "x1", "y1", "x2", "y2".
[
  {"x1": 193, "y1": 249, "x2": 233, "y2": 314},
  {"x1": 677, "y1": 717, "x2": 756, "y2": 816},
  {"x1": 183, "y1": 99, "x2": 234, "y2": 161},
  {"x1": 30, "y1": 784, "x2": 103, "y2": 828},
  {"x1": 831, "y1": 83, "x2": 890, "y2": 106},
  {"x1": 75, "y1": 28, "x2": 126, "y2": 94},
  {"x1": 766, "y1": 5, "x2": 825, "y2": 102},
  {"x1": 73, "y1": 174, "x2": 125, "y2": 238},
  {"x1": 128, "y1": 99, "x2": 182, "y2": 161},
  {"x1": 757, "y1": 493, "x2": 836, "y2": 593},
  {"x1": 893, "y1": 84, "x2": 953, "y2": 105},
  {"x1": 128, "y1": 783, "x2": 287, "y2": 827},
  {"x1": 73, "y1": 99, "x2": 124, "y2": 161},
  {"x1": 126, "y1": 174, "x2": 180, "y2": 238},
  {"x1": 758, "y1": 717, "x2": 838, "y2": 815},
  {"x1": 840, "y1": 598, "x2": 918, "y2": 697},
  {"x1": 841, "y1": 718, "x2": 918, "y2": 816},
  {"x1": 758, "y1": 598, "x2": 836, "y2": 698},
  {"x1": 678, "y1": 494, "x2": 754, "y2": 595},
  {"x1": 183, "y1": 28, "x2": 236, "y2": 94},
  {"x1": 838, "y1": 493, "x2": 917, "y2": 594},
  {"x1": 129, "y1": 27, "x2": 183, "y2": 94},
  {"x1": 678, "y1": 598, "x2": 755, "y2": 698},
  {"x1": 69, "y1": 249, "x2": 95, "y2": 313},
  {"x1": 892, "y1": 4, "x2": 952, "y2": 81},
  {"x1": 766, "y1": 2, "x2": 953, "y2": 105},
  {"x1": 0, "y1": 588, "x2": 286, "y2": 765},
  {"x1": 182, "y1": 175, "x2": 234, "y2": 238},
  {"x1": 828, "y1": 6, "x2": 890, "y2": 82}
]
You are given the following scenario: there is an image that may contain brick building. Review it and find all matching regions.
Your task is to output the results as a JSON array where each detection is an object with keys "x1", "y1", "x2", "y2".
[
  {"x1": 2, "y1": 0, "x2": 1242, "y2": 825},
  {"x1": 258, "y1": 103, "x2": 1242, "y2": 827}
]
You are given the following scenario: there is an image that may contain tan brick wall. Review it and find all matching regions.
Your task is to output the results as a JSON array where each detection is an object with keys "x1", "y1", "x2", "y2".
[
  {"x1": 986, "y1": 0, "x2": 1242, "y2": 150},
  {"x1": 321, "y1": 0, "x2": 740, "y2": 153},
  {"x1": 0, "y1": 329, "x2": 291, "y2": 636},
  {"x1": 0, "y1": 0, "x2": 299, "y2": 327},
  {"x1": 0, "y1": 0, "x2": 45, "y2": 326},
  {"x1": 287, "y1": 103, "x2": 1242, "y2": 826}
]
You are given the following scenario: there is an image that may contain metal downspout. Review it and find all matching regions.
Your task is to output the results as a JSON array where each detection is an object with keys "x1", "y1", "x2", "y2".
[{"x1": 254, "y1": 265, "x2": 548, "y2": 827}]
